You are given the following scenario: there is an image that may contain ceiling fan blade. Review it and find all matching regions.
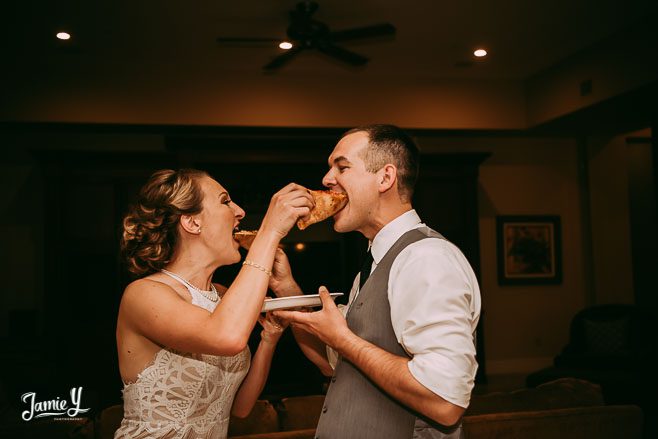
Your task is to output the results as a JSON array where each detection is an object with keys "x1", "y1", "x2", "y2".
[
  {"x1": 263, "y1": 46, "x2": 304, "y2": 70},
  {"x1": 217, "y1": 37, "x2": 281, "y2": 46},
  {"x1": 328, "y1": 23, "x2": 396, "y2": 42},
  {"x1": 317, "y1": 43, "x2": 368, "y2": 66}
]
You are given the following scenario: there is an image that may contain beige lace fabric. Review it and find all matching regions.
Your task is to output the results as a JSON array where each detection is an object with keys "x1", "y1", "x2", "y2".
[{"x1": 114, "y1": 283, "x2": 250, "y2": 439}]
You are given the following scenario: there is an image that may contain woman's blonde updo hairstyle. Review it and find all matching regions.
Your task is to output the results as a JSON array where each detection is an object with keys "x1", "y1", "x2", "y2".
[{"x1": 121, "y1": 169, "x2": 209, "y2": 276}]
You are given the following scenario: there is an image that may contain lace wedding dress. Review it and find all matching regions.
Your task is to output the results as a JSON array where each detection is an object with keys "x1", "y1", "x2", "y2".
[{"x1": 114, "y1": 274, "x2": 250, "y2": 439}]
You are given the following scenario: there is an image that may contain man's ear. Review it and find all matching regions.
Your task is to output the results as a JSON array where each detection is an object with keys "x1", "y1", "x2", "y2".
[
  {"x1": 377, "y1": 164, "x2": 398, "y2": 193},
  {"x1": 180, "y1": 214, "x2": 202, "y2": 235}
]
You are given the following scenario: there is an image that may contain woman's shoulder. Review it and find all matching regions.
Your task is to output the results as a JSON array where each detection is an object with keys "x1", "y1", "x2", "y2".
[
  {"x1": 126, "y1": 275, "x2": 170, "y2": 290},
  {"x1": 122, "y1": 276, "x2": 178, "y2": 303}
]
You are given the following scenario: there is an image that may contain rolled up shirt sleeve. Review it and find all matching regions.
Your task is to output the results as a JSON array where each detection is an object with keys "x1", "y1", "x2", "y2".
[
  {"x1": 326, "y1": 304, "x2": 347, "y2": 370},
  {"x1": 326, "y1": 275, "x2": 360, "y2": 370},
  {"x1": 388, "y1": 239, "x2": 480, "y2": 408}
]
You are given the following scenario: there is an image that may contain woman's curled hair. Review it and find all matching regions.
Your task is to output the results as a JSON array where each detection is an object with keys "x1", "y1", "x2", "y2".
[{"x1": 121, "y1": 169, "x2": 208, "y2": 276}]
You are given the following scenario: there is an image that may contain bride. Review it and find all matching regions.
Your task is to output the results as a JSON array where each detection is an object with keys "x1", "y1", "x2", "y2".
[{"x1": 114, "y1": 169, "x2": 313, "y2": 438}]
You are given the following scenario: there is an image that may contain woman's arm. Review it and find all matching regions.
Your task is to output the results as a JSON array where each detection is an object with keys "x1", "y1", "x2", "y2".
[
  {"x1": 231, "y1": 314, "x2": 287, "y2": 418},
  {"x1": 289, "y1": 325, "x2": 333, "y2": 377},
  {"x1": 121, "y1": 184, "x2": 314, "y2": 356},
  {"x1": 268, "y1": 248, "x2": 333, "y2": 376}
]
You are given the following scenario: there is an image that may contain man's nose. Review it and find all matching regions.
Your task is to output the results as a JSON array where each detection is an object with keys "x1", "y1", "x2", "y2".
[{"x1": 322, "y1": 170, "x2": 335, "y2": 188}]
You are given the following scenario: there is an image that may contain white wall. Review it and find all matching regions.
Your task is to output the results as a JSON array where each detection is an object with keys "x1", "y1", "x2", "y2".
[
  {"x1": 586, "y1": 129, "x2": 648, "y2": 305},
  {"x1": 418, "y1": 136, "x2": 587, "y2": 375},
  {"x1": 526, "y1": 26, "x2": 658, "y2": 127},
  {"x1": 1, "y1": 73, "x2": 526, "y2": 129}
]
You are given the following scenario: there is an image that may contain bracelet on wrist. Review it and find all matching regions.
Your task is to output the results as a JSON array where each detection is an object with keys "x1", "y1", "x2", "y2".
[{"x1": 243, "y1": 259, "x2": 272, "y2": 276}]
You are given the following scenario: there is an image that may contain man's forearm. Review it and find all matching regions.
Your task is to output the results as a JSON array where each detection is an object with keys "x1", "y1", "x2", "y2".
[{"x1": 335, "y1": 332, "x2": 464, "y2": 426}]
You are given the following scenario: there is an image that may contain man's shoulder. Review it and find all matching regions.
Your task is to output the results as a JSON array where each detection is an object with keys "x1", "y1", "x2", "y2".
[
  {"x1": 398, "y1": 231, "x2": 467, "y2": 262},
  {"x1": 411, "y1": 225, "x2": 446, "y2": 240}
]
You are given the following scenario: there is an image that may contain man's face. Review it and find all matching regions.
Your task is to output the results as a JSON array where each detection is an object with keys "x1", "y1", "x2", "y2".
[{"x1": 322, "y1": 131, "x2": 380, "y2": 234}]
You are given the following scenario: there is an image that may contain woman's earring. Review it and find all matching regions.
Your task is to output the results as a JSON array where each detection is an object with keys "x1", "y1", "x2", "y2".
[{"x1": 197, "y1": 228, "x2": 202, "y2": 234}]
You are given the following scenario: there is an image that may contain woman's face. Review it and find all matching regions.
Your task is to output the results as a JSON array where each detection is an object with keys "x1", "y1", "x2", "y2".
[{"x1": 196, "y1": 176, "x2": 245, "y2": 265}]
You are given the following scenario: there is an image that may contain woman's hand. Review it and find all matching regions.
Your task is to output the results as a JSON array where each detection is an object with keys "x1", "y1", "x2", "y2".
[
  {"x1": 259, "y1": 183, "x2": 315, "y2": 239},
  {"x1": 258, "y1": 312, "x2": 288, "y2": 345}
]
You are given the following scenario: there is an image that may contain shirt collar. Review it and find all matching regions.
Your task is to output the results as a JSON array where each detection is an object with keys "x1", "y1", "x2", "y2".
[{"x1": 370, "y1": 209, "x2": 422, "y2": 264}]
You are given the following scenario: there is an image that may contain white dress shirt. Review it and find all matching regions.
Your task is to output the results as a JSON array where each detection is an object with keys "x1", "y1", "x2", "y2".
[{"x1": 329, "y1": 209, "x2": 481, "y2": 408}]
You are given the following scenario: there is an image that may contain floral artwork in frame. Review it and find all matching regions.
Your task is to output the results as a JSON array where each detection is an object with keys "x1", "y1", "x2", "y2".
[{"x1": 496, "y1": 215, "x2": 562, "y2": 285}]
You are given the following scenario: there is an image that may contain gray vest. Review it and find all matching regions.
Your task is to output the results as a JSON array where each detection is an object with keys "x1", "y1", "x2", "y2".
[{"x1": 315, "y1": 227, "x2": 464, "y2": 439}]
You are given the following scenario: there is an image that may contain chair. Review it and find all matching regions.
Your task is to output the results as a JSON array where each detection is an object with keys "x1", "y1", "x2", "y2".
[
  {"x1": 228, "y1": 400, "x2": 280, "y2": 437},
  {"x1": 526, "y1": 304, "x2": 656, "y2": 402},
  {"x1": 526, "y1": 304, "x2": 657, "y2": 438},
  {"x1": 96, "y1": 401, "x2": 281, "y2": 439},
  {"x1": 278, "y1": 395, "x2": 325, "y2": 431}
]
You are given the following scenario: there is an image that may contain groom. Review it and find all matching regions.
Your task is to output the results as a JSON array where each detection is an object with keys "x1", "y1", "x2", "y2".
[{"x1": 273, "y1": 125, "x2": 481, "y2": 439}]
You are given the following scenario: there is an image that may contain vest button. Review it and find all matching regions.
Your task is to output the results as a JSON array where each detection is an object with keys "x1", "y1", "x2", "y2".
[
  {"x1": 356, "y1": 302, "x2": 363, "y2": 308},
  {"x1": 331, "y1": 376, "x2": 336, "y2": 382},
  {"x1": 322, "y1": 406, "x2": 328, "y2": 413}
]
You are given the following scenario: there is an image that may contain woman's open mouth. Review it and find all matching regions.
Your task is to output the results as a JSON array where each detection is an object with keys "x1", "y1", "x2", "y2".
[{"x1": 233, "y1": 229, "x2": 258, "y2": 249}]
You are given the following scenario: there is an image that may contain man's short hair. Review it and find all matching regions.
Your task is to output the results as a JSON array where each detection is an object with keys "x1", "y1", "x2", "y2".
[{"x1": 342, "y1": 124, "x2": 419, "y2": 201}]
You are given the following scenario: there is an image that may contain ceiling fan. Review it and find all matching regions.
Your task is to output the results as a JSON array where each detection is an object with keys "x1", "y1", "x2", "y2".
[{"x1": 216, "y1": 1, "x2": 396, "y2": 70}]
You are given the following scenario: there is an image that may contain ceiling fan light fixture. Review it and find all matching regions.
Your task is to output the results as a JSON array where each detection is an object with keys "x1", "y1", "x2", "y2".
[
  {"x1": 473, "y1": 48, "x2": 487, "y2": 58},
  {"x1": 218, "y1": 1, "x2": 396, "y2": 70}
]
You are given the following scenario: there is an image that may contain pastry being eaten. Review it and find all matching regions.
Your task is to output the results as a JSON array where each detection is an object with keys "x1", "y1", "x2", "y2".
[
  {"x1": 233, "y1": 230, "x2": 258, "y2": 249},
  {"x1": 297, "y1": 190, "x2": 348, "y2": 230}
]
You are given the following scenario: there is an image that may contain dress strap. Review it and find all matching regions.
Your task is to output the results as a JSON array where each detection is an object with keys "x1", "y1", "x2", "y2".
[{"x1": 160, "y1": 269, "x2": 219, "y2": 303}]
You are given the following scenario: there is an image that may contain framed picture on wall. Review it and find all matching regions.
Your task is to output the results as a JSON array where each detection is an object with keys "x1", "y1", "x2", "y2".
[{"x1": 496, "y1": 215, "x2": 562, "y2": 285}]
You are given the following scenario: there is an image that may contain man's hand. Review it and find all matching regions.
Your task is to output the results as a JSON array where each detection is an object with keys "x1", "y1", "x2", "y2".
[
  {"x1": 279, "y1": 288, "x2": 466, "y2": 427},
  {"x1": 274, "y1": 286, "x2": 353, "y2": 350}
]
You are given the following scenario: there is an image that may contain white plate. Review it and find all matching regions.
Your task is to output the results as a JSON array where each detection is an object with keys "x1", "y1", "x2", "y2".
[{"x1": 261, "y1": 293, "x2": 344, "y2": 312}]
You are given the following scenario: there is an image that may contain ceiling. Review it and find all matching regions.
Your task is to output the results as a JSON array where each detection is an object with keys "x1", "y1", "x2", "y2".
[{"x1": 4, "y1": 0, "x2": 657, "y2": 81}]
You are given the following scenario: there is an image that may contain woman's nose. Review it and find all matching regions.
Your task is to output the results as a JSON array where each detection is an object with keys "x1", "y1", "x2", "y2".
[{"x1": 233, "y1": 202, "x2": 246, "y2": 220}]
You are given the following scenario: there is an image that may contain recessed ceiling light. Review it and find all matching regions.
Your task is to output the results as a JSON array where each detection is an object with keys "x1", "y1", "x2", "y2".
[
  {"x1": 294, "y1": 243, "x2": 306, "y2": 251},
  {"x1": 279, "y1": 41, "x2": 293, "y2": 50},
  {"x1": 473, "y1": 48, "x2": 487, "y2": 58},
  {"x1": 56, "y1": 32, "x2": 71, "y2": 40}
]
